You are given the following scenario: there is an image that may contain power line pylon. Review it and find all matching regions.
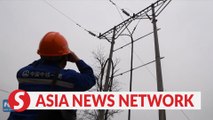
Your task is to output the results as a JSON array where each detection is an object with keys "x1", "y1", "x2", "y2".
[
  {"x1": 151, "y1": 3, "x2": 166, "y2": 120},
  {"x1": 97, "y1": 0, "x2": 172, "y2": 120}
]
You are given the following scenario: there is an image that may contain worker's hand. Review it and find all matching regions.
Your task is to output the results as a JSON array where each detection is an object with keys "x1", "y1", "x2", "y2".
[{"x1": 67, "y1": 51, "x2": 80, "y2": 63}]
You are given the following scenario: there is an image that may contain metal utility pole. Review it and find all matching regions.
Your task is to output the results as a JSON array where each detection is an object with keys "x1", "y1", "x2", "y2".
[
  {"x1": 128, "y1": 34, "x2": 134, "y2": 120},
  {"x1": 97, "y1": 27, "x2": 116, "y2": 120},
  {"x1": 98, "y1": 1, "x2": 171, "y2": 120},
  {"x1": 103, "y1": 28, "x2": 116, "y2": 91},
  {"x1": 151, "y1": 4, "x2": 166, "y2": 120}
]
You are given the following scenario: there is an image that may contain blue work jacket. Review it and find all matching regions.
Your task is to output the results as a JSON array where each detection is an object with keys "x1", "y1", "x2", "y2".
[{"x1": 8, "y1": 59, "x2": 96, "y2": 120}]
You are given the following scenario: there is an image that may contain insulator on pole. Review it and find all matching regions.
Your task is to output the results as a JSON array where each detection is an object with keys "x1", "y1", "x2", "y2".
[{"x1": 122, "y1": 9, "x2": 130, "y2": 16}]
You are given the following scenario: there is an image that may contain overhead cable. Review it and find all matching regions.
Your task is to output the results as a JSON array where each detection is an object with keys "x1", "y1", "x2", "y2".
[
  {"x1": 180, "y1": 110, "x2": 191, "y2": 120},
  {"x1": 113, "y1": 28, "x2": 160, "y2": 52},
  {"x1": 0, "y1": 89, "x2": 10, "y2": 94},
  {"x1": 108, "y1": 0, "x2": 158, "y2": 82},
  {"x1": 44, "y1": 0, "x2": 98, "y2": 37},
  {"x1": 113, "y1": 57, "x2": 164, "y2": 78}
]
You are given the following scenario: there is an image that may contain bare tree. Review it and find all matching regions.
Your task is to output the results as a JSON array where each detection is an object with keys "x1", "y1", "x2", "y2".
[{"x1": 77, "y1": 48, "x2": 122, "y2": 120}]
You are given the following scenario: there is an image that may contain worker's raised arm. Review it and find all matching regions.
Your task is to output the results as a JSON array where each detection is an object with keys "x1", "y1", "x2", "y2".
[{"x1": 64, "y1": 51, "x2": 96, "y2": 91}]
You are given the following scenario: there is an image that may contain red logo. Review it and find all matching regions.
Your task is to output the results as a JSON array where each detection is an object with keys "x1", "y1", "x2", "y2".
[{"x1": 8, "y1": 89, "x2": 30, "y2": 112}]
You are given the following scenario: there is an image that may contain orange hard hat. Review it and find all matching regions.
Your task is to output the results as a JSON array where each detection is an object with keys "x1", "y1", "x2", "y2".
[{"x1": 37, "y1": 32, "x2": 71, "y2": 56}]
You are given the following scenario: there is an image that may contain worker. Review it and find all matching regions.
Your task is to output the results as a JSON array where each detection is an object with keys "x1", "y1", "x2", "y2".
[{"x1": 8, "y1": 32, "x2": 96, "y2": 120}]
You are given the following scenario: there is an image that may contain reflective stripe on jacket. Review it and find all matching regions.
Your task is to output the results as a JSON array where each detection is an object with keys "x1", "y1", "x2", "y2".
[{"x1": 8, "y1": 59, "x2": 96, "y2": 120}]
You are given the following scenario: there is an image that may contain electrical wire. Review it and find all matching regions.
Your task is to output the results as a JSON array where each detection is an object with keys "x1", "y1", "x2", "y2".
[
  {"x1": 114, "y1": 29, "x2": 160, "y2": 52},
  {"x1": 0, "y1": 89, "x2": 10, "y2": 94},
  {"x1": 108, "y1": 0, "x2": 126, "y2": 21},
  {"x1": 113, "y1": 57, "x2": 164, "y2": 78},
  {"x1": 44, "y1": 1, "x2": 191, "y2": 120},
  {"x1": 108, "y1": 0, "x2": 158, "y2": 82},
  {"x1": 156, "y1": 0, "x2": 172, "y2": 16},
  {"x1": 9, "y1": 1, "x2": 191, "y2": 120},
  {"x1": 44, "y1": 0, "x2": 98, "y2": 37},
  {"x1": 180, "y1": 110, "x2": 191, "y2": 120},
  {"x1": 134, "y1": 53, "x2": 157, "y2": 79},
  {"x1": 108, "y1": 2, "x2": 134, "y2": 120}
]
